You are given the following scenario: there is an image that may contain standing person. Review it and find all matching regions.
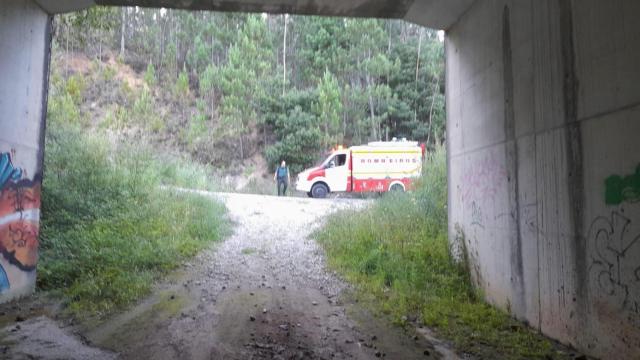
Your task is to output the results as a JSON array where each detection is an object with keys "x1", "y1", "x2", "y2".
[{"x1": 274, "y1": 160, "x2": 290, "y2": 196}]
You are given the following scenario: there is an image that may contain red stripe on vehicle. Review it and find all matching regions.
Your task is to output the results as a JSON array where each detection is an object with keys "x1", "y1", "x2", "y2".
[
  {"x1": 307, "y1": 167, "x2": 325, "y2": 181},
  {"x1": 352, "y1": 178, "x2": 415, "y2": 193}
]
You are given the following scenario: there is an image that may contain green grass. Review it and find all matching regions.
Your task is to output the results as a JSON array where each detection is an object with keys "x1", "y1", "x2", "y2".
[
  {"x1": 315, "y1": 146, "x2": 564, "y2": 359},
  {"x1": 153, "y1": 154, "x2": 230, "y2": 192},
  {"x1": 241, "y1": 247, "x2": 258, "y2": 255},
  {"x1": 39, "y1": 123, "x2": 228, "y2": 318}
]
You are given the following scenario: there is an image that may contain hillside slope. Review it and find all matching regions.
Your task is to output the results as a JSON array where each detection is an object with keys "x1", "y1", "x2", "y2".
[{"x1": 49, "y1": 50, "x2": 271, "y2": 191}]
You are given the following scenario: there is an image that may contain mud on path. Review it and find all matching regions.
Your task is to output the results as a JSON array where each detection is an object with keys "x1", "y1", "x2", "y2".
[{"x1": 2, "y1": 192, "x2": 456, "y2": 360}]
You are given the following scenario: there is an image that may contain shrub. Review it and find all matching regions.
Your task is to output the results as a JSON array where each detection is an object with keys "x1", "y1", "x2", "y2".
[
  {"x1": 65, "y1": 74, "x2": 86, "y2": 104},
  {"x1": 132, "y1": 87, "x2": 154, "y2": 126},
  {"x1": 100, "y1": 105, "x2": 129, "y2": 130},
  {"x1": 144, "y1": 62, "x2": 157, "y2": 87},
  {"x1": 101, "y1": 65, "x2": 117, "y2": 82},
  {"x1": 174, "y1": 67, "x2": 190, "y2": 99},
  {"x1": 48, "y1": 93, "x2": 83, "y2": 126},
  {"x1": 39, "y1": 123, "x2": 228, "y2": 317},
  {"x1": 149, "y1": 115, "x2": 166, "y2": 133},
  {"x1": 151, "y1": 155, "x2": 223, "y2": 191},
  {"x1": 186, "y1": 100, "x2": 208, "y2": 145},
  {"x1": 47, "y1": 72, "x2": 86, "y2": 126}
]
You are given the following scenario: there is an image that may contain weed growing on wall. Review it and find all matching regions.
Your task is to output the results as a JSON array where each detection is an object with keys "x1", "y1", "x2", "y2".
[{"x1": 315, "y1": 145, "x2": 565, "y2": 359}]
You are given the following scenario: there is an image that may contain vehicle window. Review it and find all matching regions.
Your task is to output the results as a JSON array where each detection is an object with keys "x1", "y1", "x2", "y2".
[{"x1": 335, "y1": 154, "x2": 346, "y2": 167}]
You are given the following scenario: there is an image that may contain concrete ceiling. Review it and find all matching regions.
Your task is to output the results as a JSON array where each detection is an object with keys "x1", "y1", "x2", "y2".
[
  {"x1": 96, "y1": 0, "x2": 415, "y2": 19},
  {"x1": 35, "y1": 0, "x2": 476, "y2": 29}
]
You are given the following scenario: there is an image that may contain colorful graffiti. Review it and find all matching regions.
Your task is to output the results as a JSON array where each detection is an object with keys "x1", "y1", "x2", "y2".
[
  {"x1": 605, "y1": 164, "x2": 640, "y2": 205},
  {"x1": 588, "y1": 211, "x2": 640, "y2": 316},
  {"x1": 0, "y1": 151, "x2": 40, "y2": 293}
]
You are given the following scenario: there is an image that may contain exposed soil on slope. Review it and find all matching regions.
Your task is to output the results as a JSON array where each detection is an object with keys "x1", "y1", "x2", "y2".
[{"x1": 53, "y1": 51, "x2": 271, "y2": 182}]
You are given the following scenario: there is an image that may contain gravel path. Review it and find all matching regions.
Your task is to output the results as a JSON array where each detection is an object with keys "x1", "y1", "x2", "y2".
[{"x1": 2, "y1": 192, "x2": 455, "y2": 360}]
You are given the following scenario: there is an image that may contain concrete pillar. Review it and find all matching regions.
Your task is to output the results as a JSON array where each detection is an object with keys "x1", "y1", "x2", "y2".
[
  {"x1": 445, "y1": 0, "x2": 640, "y2": 357},
  {"x1": 0, "y1": 0, "x2": 51, "y2": 302}
]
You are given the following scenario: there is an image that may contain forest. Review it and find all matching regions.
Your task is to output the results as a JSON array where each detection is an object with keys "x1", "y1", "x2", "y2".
[{"x1": 52, "y1": 7, "x2": 445, "y2": 173}]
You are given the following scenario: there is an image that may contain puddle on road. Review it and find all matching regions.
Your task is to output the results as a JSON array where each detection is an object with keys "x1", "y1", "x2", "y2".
[{"x1": 0, "y1": 316, "x2": 117, "y2": 360}]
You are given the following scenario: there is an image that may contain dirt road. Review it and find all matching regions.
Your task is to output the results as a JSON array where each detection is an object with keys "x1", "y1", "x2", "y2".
[{"x1": 1, "y1": 192, "x2": 455, "y2": 360}]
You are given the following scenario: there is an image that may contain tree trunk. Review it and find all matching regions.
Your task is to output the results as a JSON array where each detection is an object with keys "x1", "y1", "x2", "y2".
[
  {"x1": 120, "y1": 8, "x2": 126, "y2": 56},
  {"x1": 282, "y1": 14, "x2": 287, "y2": 96},
  {"x1": 98, "y1": 22, "x2": 102, "y2": 61},
  {"x1": 174, "y1": 12, "x2": 180, "y2": 76},
  {"x1": 415, "y1": 28, "x2": 423, "y2": 89},
  {"x1": 211, "y1": 34, "x2": 215, "y2": 62},
  {"x1": 366, "y1": 75, "x2": 377, "y2": 140},
  {"x1": 426, "y1": 75, "x2": 440, "y2": 146},
  {"x1": 65, "y1": 22, "x2": 69, "y2": 76},
  {"x1": 324, "y1": 123, "x2": 329, "y2": 148},
  {"x1": 210, "y1": 90, "x2": 215, "y2": 120},
  {"x1": 368, "y1": 93, "x2": 376, "y2": 140},
  {"x1": 414, "y1": 28, "x2": 423, "y2": 122},
  {"x1": 342, "y1": 111, "x2": 347, "y2": 141},
  {"x1": 159, "y1": 13, "x2": 165, "y2": 73}
]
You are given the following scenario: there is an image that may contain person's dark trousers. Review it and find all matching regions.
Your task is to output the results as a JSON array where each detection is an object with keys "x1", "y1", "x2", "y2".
[{"x1": 277, "y1": 178, "x2": 288, "y2": 196}]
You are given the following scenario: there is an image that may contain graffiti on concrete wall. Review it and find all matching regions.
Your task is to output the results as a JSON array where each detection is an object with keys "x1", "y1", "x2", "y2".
[
  {"x1": 0, "y1": 151, "x2": 40, "y2": 293},
  {"x1": 460, "y1": 151, "x2": 507, "y2": 204},
  {"x1": 470, "y1": 201, "x2": 484, "y2": 228},
  {"x1": 588, "y1": 211, "x2": 640, "y2": 315},
  {"x1": 519, "y1": 203, "x2": 539, "y2": 235},
  {"x1": 605, "y1": 164, "x2": 640, "y2": 205}
]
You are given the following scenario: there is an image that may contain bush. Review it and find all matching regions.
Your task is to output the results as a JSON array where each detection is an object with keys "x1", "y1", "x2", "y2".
[
  {"x1": 149, "y1": 115, "x2": 166, "y2": 133},
  {"x1": 315, "y1": 145, "x2": 560, "y2": 359},
  {"x1": 144, "y1": 62, "x2": 157, "y2": 87},
  {"x1": 265, "y1": 106, "x2": 324, "y2": 174},
  {"x1": 101, "y1": 64, "x2": 117, "y2": 82},
  {"x1": 65, "y1": 74, "x2": 86, "y2": 104},
  {"x1": 174, "y1": 67, "x2": 190, "y2": 99},
  {"x1": 184, "y1": 100, "x2": 209, "y2": 147},
  {"x1": 132, "y1": 87, "x2": 154, "y2": 126},
  {"x1": 47, "y1": 73, "x2": 85, "y2": 126},
  {"x1": 152, "y1": 155, "x2": 225, "y2": 191},
  {"x1": 100, "y1": 105, "x2": 129, "y2": 130},
  {"x1": 39, "y1": 123, "x2": 228, "y2": 317},
  {"x1": 48, "y1": 93, "x2": 83, "y2": 126}
]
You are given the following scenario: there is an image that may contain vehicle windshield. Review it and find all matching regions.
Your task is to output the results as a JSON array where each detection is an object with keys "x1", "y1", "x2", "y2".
[
  {"x1": 315, "y1": 153, "x2": 333, "y2": 168},
  {"x1": 317, "y1": 152, "x2": 346, "y2": 168}
]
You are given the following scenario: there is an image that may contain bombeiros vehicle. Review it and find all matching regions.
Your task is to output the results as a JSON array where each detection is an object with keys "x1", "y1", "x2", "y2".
[{"x1": 296, "y1": 138, "x2": 425, "y2": 198}]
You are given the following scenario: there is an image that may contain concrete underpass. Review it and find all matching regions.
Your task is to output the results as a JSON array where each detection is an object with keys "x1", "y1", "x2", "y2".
[{"x1": 1, "y1": 0, "x2": 639, "y2": 358}]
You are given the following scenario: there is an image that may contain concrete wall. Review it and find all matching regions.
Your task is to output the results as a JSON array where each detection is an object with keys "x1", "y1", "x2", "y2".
[
  {"x1": 0, "y1": 0, "x2": 51, "y2": 302},
  {"x1": 446, "y1": 0, "x2": 640, "y2": 357}
]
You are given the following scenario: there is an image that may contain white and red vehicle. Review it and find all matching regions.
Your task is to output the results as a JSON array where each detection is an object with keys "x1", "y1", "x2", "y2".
[{"x1": 296, "y1": 140, "x2": 425, "y2": 198}]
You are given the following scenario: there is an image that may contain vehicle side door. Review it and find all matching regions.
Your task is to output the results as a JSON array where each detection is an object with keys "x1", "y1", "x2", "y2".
[{"x1": 324, "y1": 152, "x2": 348, "y2": 192}]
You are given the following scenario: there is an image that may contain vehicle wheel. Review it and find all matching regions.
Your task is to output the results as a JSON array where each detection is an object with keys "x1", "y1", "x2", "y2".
[
  {"x1": 311, "y1": 183, "x2": 329, "y2": 198},
  {"x1": 390, "y1": 183, "x2": 404, "y2": 192}
]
